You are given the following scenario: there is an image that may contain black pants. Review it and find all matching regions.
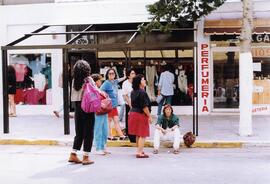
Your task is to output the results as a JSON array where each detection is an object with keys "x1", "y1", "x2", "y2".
[
  {"x1": 73, "y1": 101, "x2": 95, "y2": 152},
  {"x1": 125, "y1": 104, "x2": 136, "y2": 143}
]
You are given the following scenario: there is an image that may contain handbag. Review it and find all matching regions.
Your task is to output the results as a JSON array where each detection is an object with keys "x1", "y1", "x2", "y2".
[
  {"x1": 81, "y1": 80, "x2": 101, "y2": 113},
  {"x1": 183, "y1": 132, "x2": 196, "y2": 148},
  {"x1": 95, "y1": 95, "x2": 113, "y2": 115}
]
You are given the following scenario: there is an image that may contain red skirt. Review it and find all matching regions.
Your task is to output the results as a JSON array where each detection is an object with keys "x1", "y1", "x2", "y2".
[
  {"x1": 108, "y1": 108, "x2": 118, "y2": 118},
  {"x1": 128, "y1": 112, "x2": 149, "y2": 137}
]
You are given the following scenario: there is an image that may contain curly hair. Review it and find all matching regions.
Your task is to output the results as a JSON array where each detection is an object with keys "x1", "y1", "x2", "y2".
[{"x1": 73, "y1": 60, "x2": 91, "y2": 91}]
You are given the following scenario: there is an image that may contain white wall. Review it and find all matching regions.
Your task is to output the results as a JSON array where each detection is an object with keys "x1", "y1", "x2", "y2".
[
  {"x1": 6, "y1": 25, "x2": 65, "y2": 115},
  {"x1": 0, "y1": 0, "x2": 155, "y2": 115}
]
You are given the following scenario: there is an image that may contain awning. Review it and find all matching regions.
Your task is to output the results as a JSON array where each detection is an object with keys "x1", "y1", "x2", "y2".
[{"x1": 204, "y1": 19, "x2": 270, "y2": 35}]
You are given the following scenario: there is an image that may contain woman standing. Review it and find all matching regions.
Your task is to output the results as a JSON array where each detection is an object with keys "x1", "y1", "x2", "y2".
[
  {"x1": 128, "y1": 74, "x2": 152, "y2": 158},
  {"x1": 8, "y1": 65, "x2": 17, "y2": 117},
  {"x1": 69, "y1": 60, "x2": 103, "y2": 165},
  {"x1": 101, "y1": 68, "x2": 126, "y2": 140}
]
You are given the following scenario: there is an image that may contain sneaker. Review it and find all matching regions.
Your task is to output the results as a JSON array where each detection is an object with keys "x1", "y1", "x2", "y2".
[{"x1": 96, "y1": 150, "x2": 106, "y2": 155}]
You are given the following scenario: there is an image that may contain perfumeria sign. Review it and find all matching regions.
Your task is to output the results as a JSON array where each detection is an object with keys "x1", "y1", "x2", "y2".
[{"x1": 201, "y1": 44, "x2": 210, "y2": 112}]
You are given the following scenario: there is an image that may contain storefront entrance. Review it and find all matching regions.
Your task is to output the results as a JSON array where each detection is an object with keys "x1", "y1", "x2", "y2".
[{"x1": 212, "y1": 49, "x2": 239, "y2": 111}]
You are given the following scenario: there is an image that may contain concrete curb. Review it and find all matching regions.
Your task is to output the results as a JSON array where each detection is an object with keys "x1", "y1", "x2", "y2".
[{"x1": 0, "y1": 139, "x2": 248, "y2": 148}]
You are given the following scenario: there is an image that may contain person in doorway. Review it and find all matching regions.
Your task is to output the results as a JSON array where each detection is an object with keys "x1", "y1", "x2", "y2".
[
  {"x1": 122, "y1": 68, "x2": 136, "y2": 143},
  {"x1": 8, "y1": 65, "x2": 17, "y2": 117},
  {"x1": 101, "y1": 68, "x2": 126, "y2": 141},
  {"x1": 157, "y1": 64, "x2": 175, "y2": 115},
  {"x1": 128, "y1": 74, "x2": 152, "y2": 158},
  {"x1": 153, "y1": 104, "x2": 181, "y2": 154},
  {"x1": 92, "y1": 74, "x2": 111, "y2": 155},
  {"x1": 68, "y1": 60, "x2": 104, "y2": 165}
]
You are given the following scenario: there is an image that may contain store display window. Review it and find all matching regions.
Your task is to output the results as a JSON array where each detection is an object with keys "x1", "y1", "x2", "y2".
[
  {"x1": 9, "y1": 53, "x2": 52, "y2": 105},
  {"x1": 252, "y1": 49, "x2": 270, "y2": 105}
]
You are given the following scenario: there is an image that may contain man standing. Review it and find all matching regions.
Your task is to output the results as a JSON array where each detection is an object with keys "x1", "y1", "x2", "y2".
[{"x1": 157, "y1": 64, "x2": 175, "y2": 115}]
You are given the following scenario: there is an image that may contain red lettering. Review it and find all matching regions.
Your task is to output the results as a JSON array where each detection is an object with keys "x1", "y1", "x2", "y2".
[
  {"x1": 204, "y1": 99, "x2": 207, "y2": 105},
  {"x1": 202, "y1": 92, "x2": 209, "y2": 98},
  {"x1": 201, "y1": 44, "x2": 208, "y2": 50},
  {"x1": 201, "y1": 58, "x2": 208, "y2": 64},
  {"x1": 202, "y1": 78, "x2": 209, "y2": 85},
  {"x1": 202, "y1": 85, "x2": 209, "y2": 91},
  {"x1": 201, "y1": 64, "x2": 208, "y2": 70},
  {"x1": 202, "y1": 71, "x2": 209, "y2": 77},
  {"x1": 202, "y1": 106, "x2": 209, "y2": 112},
  {"x1": 201, "y1": 51, "x2": 208, "y2": 57}
]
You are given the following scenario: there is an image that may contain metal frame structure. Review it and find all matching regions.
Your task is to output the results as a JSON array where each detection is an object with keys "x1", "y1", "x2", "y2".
[{"x1": 1, "y1": 24, "x2": 199, "y2": 135}]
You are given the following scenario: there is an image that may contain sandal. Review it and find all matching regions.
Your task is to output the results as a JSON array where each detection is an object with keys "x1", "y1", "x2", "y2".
[
  {"x1": 173, "y1": 149, "x2": 180, "y2": 154},
  {"x1": 136, "y1": 152, "x2": 149, "y2": 158},
  {"x1": 153, "y1": 149, "x2": 159, "y2": 154},
  {"x1": 107, "y1": 137, "x2": 117, "y2": 141},
  {"x1": 119, "y1": 136, "x2": 128, "y2": 140}
]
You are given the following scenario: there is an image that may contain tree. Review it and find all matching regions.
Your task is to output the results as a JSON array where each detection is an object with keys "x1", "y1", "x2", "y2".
[
  {"x1": 140, "y1": 0, "x2": 226, "y2": 33},
  {"x1": 239, "y1": 0, "x2": 253, "y2": 136}
]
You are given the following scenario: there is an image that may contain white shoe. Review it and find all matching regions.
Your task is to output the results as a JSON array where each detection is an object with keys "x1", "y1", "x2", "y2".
[{"x1": 96, "y1": 150, "x2": 106, "y2": 155}]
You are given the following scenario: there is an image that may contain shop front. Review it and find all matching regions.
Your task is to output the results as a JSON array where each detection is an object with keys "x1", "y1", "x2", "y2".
[
  {"x1": 2, "y1": 23, "x2": 199, "y2": 134},
  {"x1": 204, "y1": 18, "x2": 270, "y2": 114}
]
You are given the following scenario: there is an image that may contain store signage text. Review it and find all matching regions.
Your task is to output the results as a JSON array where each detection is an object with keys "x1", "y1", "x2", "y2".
[
  {"x1": 201, "y1": 44, "x2": 209, "y2": 112},
  {"x1": 252, "y1": 106, "x2": 268, "y2": 113},
  {"x1": 251, "y1": 48, "x2": 270, "y2": 58},
  {"x1": 252, "y1": 34, "x2": 270, "y2": 43}
]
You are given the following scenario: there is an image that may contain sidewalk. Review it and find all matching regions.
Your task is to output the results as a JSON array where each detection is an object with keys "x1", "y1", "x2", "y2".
[{"x1": 0, "y1": 114, "x2": 270, "y2": 148}]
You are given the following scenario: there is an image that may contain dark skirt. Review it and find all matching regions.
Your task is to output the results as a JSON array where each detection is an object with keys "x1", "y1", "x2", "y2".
[
  {"x1": 8, "y1": 85, "x2": 16, "y2": 95},
  {"x1": 128, "y1": 112, "x2": 149, "y2": 137}
]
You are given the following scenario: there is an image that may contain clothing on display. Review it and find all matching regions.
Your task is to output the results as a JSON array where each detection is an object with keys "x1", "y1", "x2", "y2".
[
  {"x1": 34, "y1": 73, "x2": 46, "y2": 91},
  {"x1": 146, "y1": 66, "x2": 157, "y2": 102},
  {"x1": 12, "y1": 64, "x2": 27, "y2": 82},
  {"x1": 178, "y1": 70, "x2": 188, "y2": 94}
]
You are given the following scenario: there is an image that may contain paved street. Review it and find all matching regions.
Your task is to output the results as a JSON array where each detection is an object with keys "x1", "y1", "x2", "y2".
[{"x1": 0, "y1": 146, "x2": 270, "y2": 184}]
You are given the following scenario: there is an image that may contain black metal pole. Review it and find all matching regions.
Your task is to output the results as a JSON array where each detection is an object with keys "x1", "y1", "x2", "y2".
[
  {"x1": 192, "y1": 47, "x2": 196, "y2": 135},
  {"x1": 63, "y1": 49, "x2": 70, "y2": 135},
  {"x1": 2, "y1": 49, "x2": 9, "y2": 133},
  {"x1": 195, "y1": 45, "x2": 199, "y2": 136}
]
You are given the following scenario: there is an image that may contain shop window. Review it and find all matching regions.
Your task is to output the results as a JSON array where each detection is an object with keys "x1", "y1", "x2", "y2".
[
  {"x1": 8, "y1": 53, "x2": 52, "y2": 105},
  {"x1": 98, "y1": 58, "x2": 194, "y2": 106},
  {"x1": 252, "y1": 49, "x2": 270, "y2": 105},
  {"x1": 213, "y1": 51, "x2": 239, "y2": 108}
]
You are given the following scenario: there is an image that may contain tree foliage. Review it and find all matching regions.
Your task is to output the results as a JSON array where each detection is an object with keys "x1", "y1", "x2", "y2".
[{"x1": 140, "y1": 0, "x2": 226, "y2": 33}]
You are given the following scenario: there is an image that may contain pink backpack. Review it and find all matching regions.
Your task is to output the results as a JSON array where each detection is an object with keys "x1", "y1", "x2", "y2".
[{"x1": 81, "y1": 80, "x2": 101, "y2": 113}]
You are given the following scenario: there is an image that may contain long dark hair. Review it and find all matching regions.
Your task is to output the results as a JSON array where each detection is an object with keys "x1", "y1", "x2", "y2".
[
  {"x1": 105, "y1": 68, "x2": 117, "y2": 80},
  {"x1": 132, "y1": 74, "x2": 144, "y2": 90},
  {"x1": 73, "y1": 60, "x2": 91, "y2": 91}
]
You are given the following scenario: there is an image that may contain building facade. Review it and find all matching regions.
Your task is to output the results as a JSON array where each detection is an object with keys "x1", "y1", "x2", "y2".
[{"x1": 1, "y1": 0, "x2": 270, "y2": 128}]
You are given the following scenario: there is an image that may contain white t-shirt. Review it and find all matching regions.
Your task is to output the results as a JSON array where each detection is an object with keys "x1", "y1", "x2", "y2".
[{"x1": 122, "y1": 79, "x2": 133, "y2": 104}]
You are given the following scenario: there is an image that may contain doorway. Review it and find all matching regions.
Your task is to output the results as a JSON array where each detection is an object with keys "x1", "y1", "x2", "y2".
[{"x1": 212, "y1": 50, "x2": 240, "y2": 110}]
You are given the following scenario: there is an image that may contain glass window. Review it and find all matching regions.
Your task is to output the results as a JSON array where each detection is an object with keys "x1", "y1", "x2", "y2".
[
  {"x1": 213, "y1": 51, "x2": 239, "y2": 108},
  {"x1": 8, "y1": 53, "x2": 52, "y2": 105}
]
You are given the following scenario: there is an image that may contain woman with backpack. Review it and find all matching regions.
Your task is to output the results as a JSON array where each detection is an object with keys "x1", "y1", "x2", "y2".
[{"x1": 68, "y1": 60, "x2": 104, "y2": 165}]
